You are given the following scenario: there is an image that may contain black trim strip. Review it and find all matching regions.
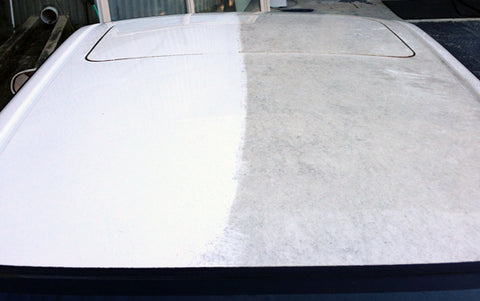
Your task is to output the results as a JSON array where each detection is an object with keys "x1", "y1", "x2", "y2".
[
  {"x1": 85, "y1": 25, "x2": 115, "y2": 62},
  {"x1": 1, "y1": 262, "x2": 480, "y2": 295}
]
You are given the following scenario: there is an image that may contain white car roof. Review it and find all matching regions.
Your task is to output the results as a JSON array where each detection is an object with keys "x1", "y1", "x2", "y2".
[{"x1": 1, "y1": 12, "x2": 480, "y2": 268}]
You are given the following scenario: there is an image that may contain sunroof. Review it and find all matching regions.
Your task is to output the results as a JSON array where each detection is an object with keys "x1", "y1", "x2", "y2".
[{"x1": 87, "y1": 14, "x2": 414, "y2": 61}]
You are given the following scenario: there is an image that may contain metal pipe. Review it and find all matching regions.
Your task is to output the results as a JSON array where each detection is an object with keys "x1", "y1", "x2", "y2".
[
  {"x1": 186, "y1": 0, "x2": 196, "y2": 13},
  {"x1": 10, "y1": 68, "x2": 37, "y2": 95},
  {"x1": 95, "y1": 0, "x2": 111, "y2": 23},
  {"x1": 9, "y1": 0, "x2": 15, "y2": 29},
  {"x1": 40, "y1": 6, "x2": 59, "y2": 25},
  {"x1": 261, "y1": 0, "x2": 271, "y2": 12}
]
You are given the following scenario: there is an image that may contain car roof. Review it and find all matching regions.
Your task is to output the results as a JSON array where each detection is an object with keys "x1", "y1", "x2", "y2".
[{"x1": 1, "y1": 12, "x2": 480, "y2": 268}]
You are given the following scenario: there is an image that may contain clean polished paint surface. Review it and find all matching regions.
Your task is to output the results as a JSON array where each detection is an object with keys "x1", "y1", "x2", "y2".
[{"x1": 0, "y1": 14, "x2": 248, "y2": 267}]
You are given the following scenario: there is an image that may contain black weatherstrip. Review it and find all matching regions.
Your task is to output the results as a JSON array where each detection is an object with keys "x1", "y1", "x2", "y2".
[{"x1": 1, "y1": 262, "x2": 480, "y2": 296}]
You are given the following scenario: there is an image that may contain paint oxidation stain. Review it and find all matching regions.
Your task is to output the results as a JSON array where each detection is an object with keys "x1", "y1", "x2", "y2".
[{"x1": 201, "y1": 14, "x2": 480, "y2": 267}]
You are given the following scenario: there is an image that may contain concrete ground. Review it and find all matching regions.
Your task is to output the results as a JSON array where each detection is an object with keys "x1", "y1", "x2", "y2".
[
  {"x1": 270, "y1": 0, "x2": 401, "y2": 20},
  {"x1": 415, "y1": 20, "x2": 480, "y2": 80}
]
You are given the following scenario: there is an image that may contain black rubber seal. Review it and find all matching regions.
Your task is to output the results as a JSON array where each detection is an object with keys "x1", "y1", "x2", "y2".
[{"x1": 1, "y1": 262, "x2": 480, "y2": 296}]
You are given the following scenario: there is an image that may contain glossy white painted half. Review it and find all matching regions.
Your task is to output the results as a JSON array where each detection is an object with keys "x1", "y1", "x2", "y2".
[{"x1": 0, "y1": 14, "x2": 247, "y2": 267}]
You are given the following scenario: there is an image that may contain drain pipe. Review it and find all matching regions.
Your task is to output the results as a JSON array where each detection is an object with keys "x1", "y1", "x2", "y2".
[
  {"x1": 9, "y1": 0, "x2": 15, "y2": 29},
  {"x1": 40, "y1": 6, "x2": 59, "y2": 25}
]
